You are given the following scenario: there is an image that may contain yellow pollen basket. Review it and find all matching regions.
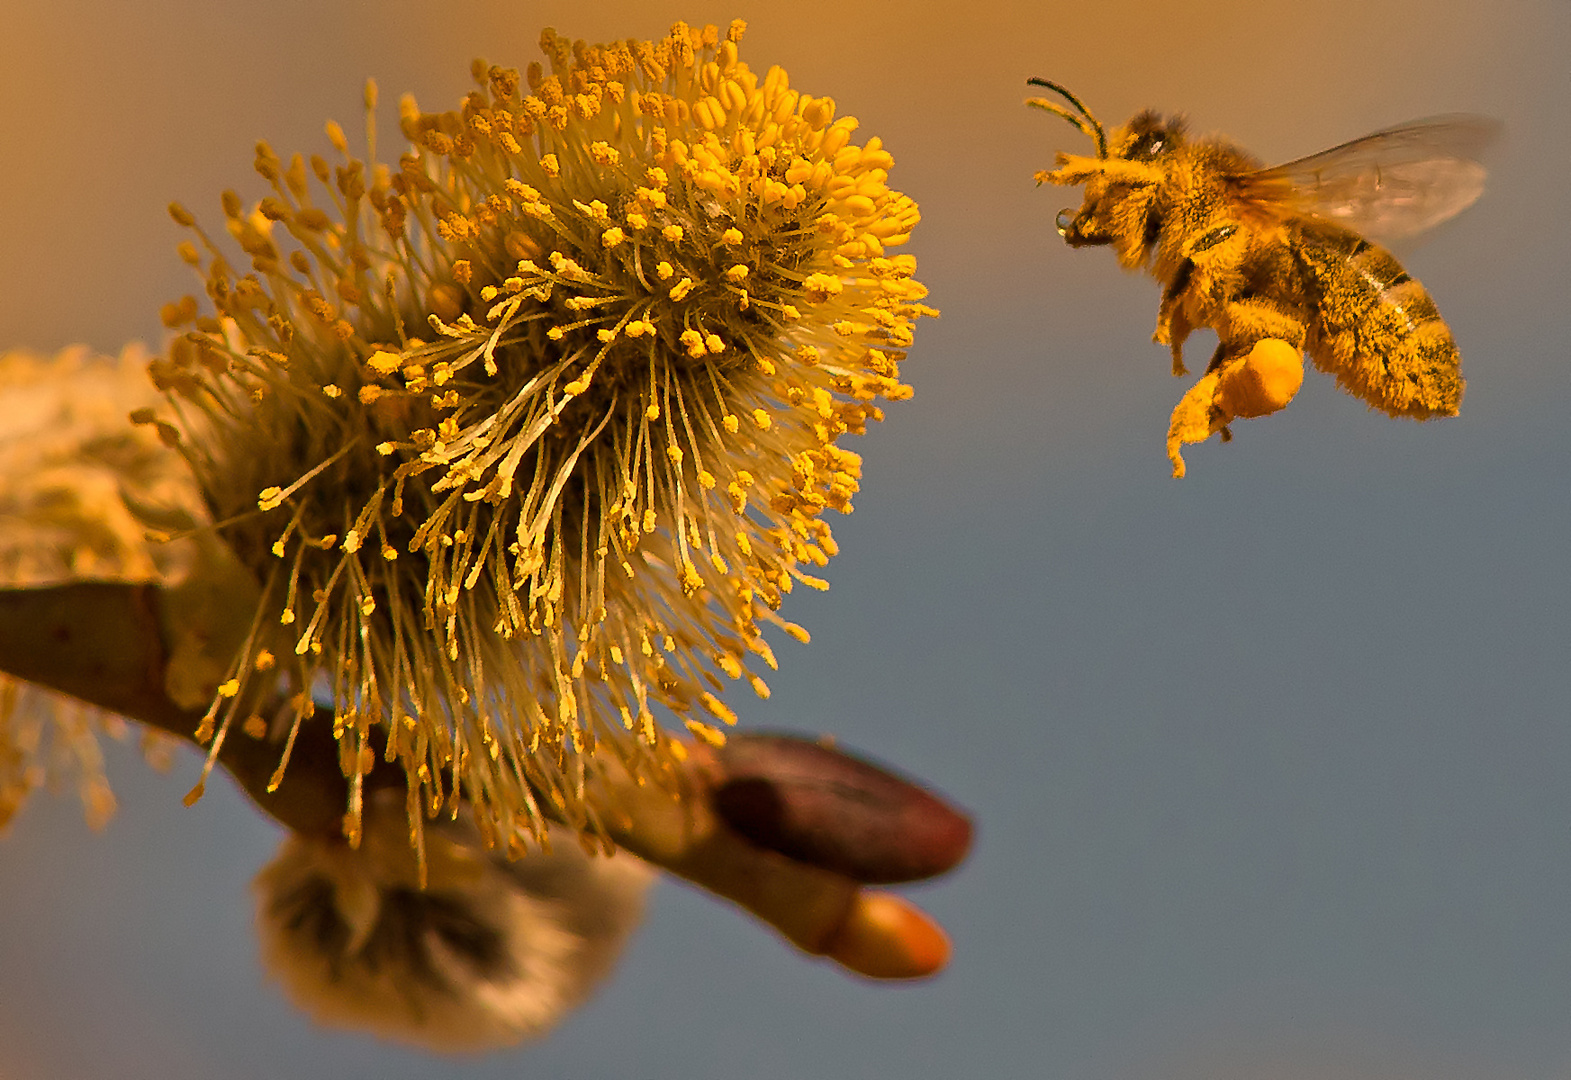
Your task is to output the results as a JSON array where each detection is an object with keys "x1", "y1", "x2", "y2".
[{"x1": 1166, "y1": 340, "x2": 1305, "y2": 477}]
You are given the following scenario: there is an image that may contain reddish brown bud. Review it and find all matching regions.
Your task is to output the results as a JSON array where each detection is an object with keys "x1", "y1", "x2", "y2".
[{"x1": 712, "y1": 733, "x2": 972, "y2": 884}]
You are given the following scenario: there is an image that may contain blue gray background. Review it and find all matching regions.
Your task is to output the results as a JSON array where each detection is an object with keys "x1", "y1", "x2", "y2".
[{"x1": 1, "y1": 0, "x2": 1567, "y2": 1076}]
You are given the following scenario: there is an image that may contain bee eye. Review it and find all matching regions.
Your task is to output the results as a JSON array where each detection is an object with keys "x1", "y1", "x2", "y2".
[{"x1": 1128, "y1": 132, "x2": 1167, "y2": 160}]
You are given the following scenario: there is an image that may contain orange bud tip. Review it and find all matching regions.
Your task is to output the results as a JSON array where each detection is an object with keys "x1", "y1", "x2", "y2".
[{"x1": 824, "y1": 892, "x2": 951, "y2": 980}]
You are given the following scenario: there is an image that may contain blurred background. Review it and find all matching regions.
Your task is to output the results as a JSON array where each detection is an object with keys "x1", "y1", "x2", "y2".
[{"x1": 1, "y1": 0, "x2": 1567, "y2": 1076}]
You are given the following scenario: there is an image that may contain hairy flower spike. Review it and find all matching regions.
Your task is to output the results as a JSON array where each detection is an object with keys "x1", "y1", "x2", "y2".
[{"x1": 155, "y1": 20, "x2": 933, "y2": 852}]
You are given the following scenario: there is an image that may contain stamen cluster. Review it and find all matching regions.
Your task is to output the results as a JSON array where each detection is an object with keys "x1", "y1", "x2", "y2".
[{"x1": 152, "y1": 20, "x2": 933, "y2": 849}]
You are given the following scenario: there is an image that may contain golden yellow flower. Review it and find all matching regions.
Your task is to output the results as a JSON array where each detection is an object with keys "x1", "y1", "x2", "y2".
[{"x1": 153, "y1": 20, "x2": 934, "y2": 851}]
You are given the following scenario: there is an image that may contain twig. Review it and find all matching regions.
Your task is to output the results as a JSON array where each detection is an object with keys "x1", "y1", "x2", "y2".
[{"x1": 0, "y1": 581, "x2": 966, "y2": 978}]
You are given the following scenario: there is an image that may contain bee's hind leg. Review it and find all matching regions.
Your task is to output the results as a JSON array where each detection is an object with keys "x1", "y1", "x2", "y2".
[
  {"x1": 1165, "y1": 327, "x2": 1307, "y2": 478},
  {"x1": 1214, "y1": 299, "x2": 1308, "y2": 358},
  {"x1": 1166, "y1": 369, "x2": 1231, "y2": 478},
  {"x1": 1208, "y1": 300, "x2": 1309, "y2": 419}
]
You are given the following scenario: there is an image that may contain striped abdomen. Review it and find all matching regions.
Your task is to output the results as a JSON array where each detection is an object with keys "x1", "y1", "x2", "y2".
[{"x1": 1293, "y1": 220, "x2": 1463, "y2": 418}]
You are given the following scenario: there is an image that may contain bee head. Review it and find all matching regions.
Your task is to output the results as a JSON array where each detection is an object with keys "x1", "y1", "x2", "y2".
[
  {"x1": 1027, "y1": 79, "x2": 1116, "y2": 246},
  {"x1": 1052, "y1": 212, "x2": 1102, "y2": 246},
  {"x1": 1028, "y1": 85, "x2": 1182, "y2": 249},
  {"x1": 1115, "y1": 111, "x2": 1186, "y2": 163}
]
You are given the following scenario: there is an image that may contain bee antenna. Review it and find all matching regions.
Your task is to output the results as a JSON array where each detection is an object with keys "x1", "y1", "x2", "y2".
[{"x1": 1025, "y1": 77, "x2": 1108, "y2": 157}]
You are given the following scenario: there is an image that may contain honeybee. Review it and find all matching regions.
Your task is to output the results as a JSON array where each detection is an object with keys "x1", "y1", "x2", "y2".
[{"x1": 1029, "y1": 79, "x2": 1498, "y2": 475}]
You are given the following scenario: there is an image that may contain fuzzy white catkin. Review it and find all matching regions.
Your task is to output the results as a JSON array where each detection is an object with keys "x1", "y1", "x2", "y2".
[
  {"x1": 0, "y1": 345, "x2": 208, "y2": 829},
  {"x1": 253, "y1": 789, "x2": 652, "y2": 1051},
  {"x1": 0, "y1": 345, "x2": 204, "y2": 587}
]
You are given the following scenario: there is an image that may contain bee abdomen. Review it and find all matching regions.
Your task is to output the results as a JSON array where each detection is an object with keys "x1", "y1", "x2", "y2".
[{"x1": 1301, "y1": 230, "x2": 1464, "y2": 419}]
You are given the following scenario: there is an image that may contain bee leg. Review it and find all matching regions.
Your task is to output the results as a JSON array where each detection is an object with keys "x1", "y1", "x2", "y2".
[
  {"x1": 1153, "y1": 260, "x2": 1195, "y2": 376},
  {"x1": 1216, "y1": 299, "x2": 1307, "y2": 355},
  {"x1": 1165, "y1": 370, "x2": 1230, "y2": 478},
  {"x1": 1166, "y1": 314, "x2": 1193, "y2": 377},
  {"x1": 1166, "y1": 337, "x2": 1306, "y2": 478},
  {"x1": 1216, "y1": 339, "x2": 1305, "y2": 420}
]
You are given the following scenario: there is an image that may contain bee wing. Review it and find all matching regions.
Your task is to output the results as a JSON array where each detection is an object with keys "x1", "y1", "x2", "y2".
[{"x1": 1250, "y1": 115, "x2": 1500, "y2": 241}]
